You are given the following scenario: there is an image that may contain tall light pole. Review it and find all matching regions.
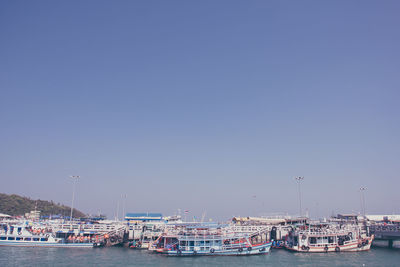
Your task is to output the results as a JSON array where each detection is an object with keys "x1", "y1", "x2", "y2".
[
  {"x1": 360, "y1": 187, "x2": 366, "y2": 217},
  {"x1": 69, "y1": 175, "x2": 80, "y2": 223},
  {"x1": 295, "y1": 177, "x2": 304, "y2": 217}
]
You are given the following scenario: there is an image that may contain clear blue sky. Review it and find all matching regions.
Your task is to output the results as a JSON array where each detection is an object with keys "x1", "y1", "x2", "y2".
[{"x1": 1, "y1": 1, "x2": 399, "y2": 220}]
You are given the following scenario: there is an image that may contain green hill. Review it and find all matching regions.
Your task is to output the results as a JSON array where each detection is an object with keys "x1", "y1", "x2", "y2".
[{"x1": 0, "y1": 193, "x2": 86, "y2": 218}]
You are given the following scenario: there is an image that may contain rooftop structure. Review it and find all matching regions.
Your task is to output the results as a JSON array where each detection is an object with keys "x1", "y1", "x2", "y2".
[
  {"x1": 125, "y1": 213, "x2": 163, "y2": 223},
  {"x1": 232, "y1": 216, "x2": 308, "y2": 226},
  {"x1": 366, "y1": 215, "x2": 400, "y2": 222}
]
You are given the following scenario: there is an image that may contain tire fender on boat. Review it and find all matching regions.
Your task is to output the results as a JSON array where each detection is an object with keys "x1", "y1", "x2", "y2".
[
  {"x1": 247, "y1": 246, "x2": 252, "y2": 251},
  {"x1": 210, "y1": 248, "x2": 215, "y2": 253},
  {"x1": 335, "y1": 246, "x2": 340, "y2": 252},
  {"x1": 238, "y1": 247, "x2": 243, "y2": 252},
  {"x1": 324, "y1": 245, "x2": 328, "y2": 252}
]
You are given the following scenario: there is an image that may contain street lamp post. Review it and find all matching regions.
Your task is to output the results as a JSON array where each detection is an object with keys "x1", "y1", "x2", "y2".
[
  {"x1": 295, "y1": 177, "x2": 304, "y2": 217},
  {"x1": 360, "y1": 187, "x2": 367, "y2": 217},
  {"x1": 69, "y1": 175, "x2": 80, "y2": 223}
]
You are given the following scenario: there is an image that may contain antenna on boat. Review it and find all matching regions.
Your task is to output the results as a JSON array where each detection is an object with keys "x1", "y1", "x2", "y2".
[
  {"x1": 201, "y1": 211, "x2": 206, "y2": 223},
  {"x1": 116, "y1": 198, "x2": 120, "y2": 221},
  {"x1": 359, "y1": 187, "x2": 367, "y2": 217},
  {"x1": 295, "y1": 176, "x2": 304, "y2": 217},
  {"x1": 69, "y1": 175, "x2": 80, "y2": 224},
  {"x1": 178, "y1": 209, "x2": 181, "y2": 220},
  {"x1": 121, "y1": 194, "x2": 127, "y2": 221}
]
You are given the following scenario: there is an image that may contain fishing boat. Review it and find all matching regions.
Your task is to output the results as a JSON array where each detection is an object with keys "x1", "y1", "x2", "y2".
[
  {"x1": 0, "y1": 223, "x2": 96, "y2": 248},
  {"x1": 152, "y1": 223, "x2": 272, "y2": 256},
  {"x1": 284, "y1": 223, "x2": 374, "y2": 252},
  {"x1": 128, "y1": 223, "x2": 164, "y2": 249}
]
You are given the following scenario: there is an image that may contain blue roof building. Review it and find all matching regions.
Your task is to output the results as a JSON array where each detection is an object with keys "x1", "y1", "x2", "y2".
[{"x1": 125, "y1": 212, "x2": 163, "y2": 222}]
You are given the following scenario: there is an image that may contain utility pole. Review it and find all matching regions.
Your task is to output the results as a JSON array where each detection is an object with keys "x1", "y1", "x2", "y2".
[
  {"x1": 69, "y1": 175, "x2": 80, "y2": 223},
  {"x1": 295, "y1": 177, "x2": 304, "y2": 217}
]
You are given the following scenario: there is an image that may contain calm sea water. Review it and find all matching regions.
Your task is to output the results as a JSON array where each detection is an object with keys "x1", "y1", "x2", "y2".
[{"x1": 1, "y1": 246, "x2": 400, "y2": 267}]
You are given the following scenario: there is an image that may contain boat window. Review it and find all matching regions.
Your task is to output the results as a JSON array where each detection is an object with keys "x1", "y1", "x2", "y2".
[
  {"x1": 40, "y1": 238, "x2": 48, "y2": 241},
  {"x1": 24, "y1": 238, "x2": 31, "y2": 241},
  {"x1": 8, "y1": 237, "x2": 15, "y2": 240},
  {"x1": 33, "y1": 238, "x2": 39, "y2": 241},
  {"x1": 16, "y1": 237, "x2": 22, "y2": 241},
  {"x1": 0, "y1": 237, "x2": 6, "y2": 240},
  {"x1": 309, "y1": 237, "x2": 317, "y2": 244}
]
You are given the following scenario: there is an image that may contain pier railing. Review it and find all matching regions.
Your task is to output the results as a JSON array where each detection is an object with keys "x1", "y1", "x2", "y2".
[
  {"x1": 369, "y1": 224, "x2": 400, "y2": 240},
  {"x1": 296, "y1": 230, "x2": 354, "y2": 236},
  {"x1": 370, "y1": 225, "x2": 400, "y2": 232}
]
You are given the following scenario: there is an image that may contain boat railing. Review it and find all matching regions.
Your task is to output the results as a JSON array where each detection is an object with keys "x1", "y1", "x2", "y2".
[
  {"x1": 309, "y1": 243, "x2": 334, "y2": 247},
  {"x1": 177, "y1": 234, "x2": 247, "y2": 241},
  {"x1": 306, "y1": 238, "x2": 358, "y2": 247},
  {"x1": 175, "y1": 241, "x2": 249, "y2": 251},
  {"x1": 370, "y1": 225, "x2": 400, "y2": 232},
  {"x1": 222, "y1": 242, "x2": 249, "y2": 249},
  {"x1": 296, "y1": 230, "x2": 355, "y2": 236}
]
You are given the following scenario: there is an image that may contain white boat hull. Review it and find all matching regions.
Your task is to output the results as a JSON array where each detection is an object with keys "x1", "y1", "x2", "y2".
[
  {"x1": 0, "y1": 240, "x2": 94, "y2": 248},
  {"x1": 286, "y1": 236, "x2": 374, "y2": 253},
  {"x1": 162, "y1": 242, "x2": 272, "y2": 256}
]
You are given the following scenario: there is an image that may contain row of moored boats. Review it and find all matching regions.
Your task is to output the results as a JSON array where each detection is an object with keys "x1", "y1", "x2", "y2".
[{"x1": 0, "y1": 219, "x2": 374, "y2": 256}]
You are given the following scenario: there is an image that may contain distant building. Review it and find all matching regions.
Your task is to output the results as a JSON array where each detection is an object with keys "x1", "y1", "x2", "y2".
[
  {"x1": 232, "y1": 216, "x2": 308, "y2": 226},
  {"x1": 125, "y1": 213, "x2": 163, "y2": 224},
  {"x1": 336, "y1": 214, "x2": 359, "y2": 221},
  {"x1": 25, "y1": 210, "x2": 40, "y2": 221},
  {"x1": 334, "y1": 214, "x2": 400, "y2": 223},
  {"x1": 365, "y1": 215, "x2": 400, "y2": 222}
]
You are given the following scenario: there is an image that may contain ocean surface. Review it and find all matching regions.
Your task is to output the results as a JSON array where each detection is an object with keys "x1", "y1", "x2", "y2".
[{"x1": 1, "y1": 246, "x2": 400, "y2": 267}]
